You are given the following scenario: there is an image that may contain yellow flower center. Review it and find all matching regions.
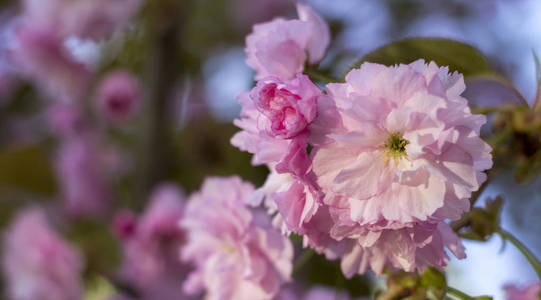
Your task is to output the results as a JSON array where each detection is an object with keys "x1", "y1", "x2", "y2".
[{"x1": 382, "y1": 131, "x2": 409, "y2": 163}]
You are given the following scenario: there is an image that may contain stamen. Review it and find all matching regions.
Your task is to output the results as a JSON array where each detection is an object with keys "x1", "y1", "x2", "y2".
[{"x1": 382, "y1": 131, "x2": 409, "y2": 163}]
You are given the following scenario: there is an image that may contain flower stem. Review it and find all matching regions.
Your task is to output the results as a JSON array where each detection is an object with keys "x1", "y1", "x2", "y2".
[
  {"x1": 447, "y1": 287, "x2": 474, "y2": 300},
  {"x1": 497, "y1": 227, "x2": 541, "y2": 280}
]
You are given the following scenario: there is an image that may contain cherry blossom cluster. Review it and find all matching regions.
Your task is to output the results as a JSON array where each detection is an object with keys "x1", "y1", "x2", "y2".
[
  {"x1": 232, "y1": 3, "x2": 493, "y2": 279},
  {"x1": 1, "y1": 1, "x2": 528, "y2": 299}
]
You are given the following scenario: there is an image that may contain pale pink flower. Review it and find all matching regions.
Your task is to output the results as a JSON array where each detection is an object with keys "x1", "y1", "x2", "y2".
[
  {"x1": 97, "y1": 70, "x2": 141, "y2": 122},
  {"x1": 251, "y1": 167, "x2": 320, "y2": 234},
  {"x1": 301, "y1": 60, "x2": 491, "y2": 276},
  {"x1": 313, "y1": 60, "x2": 492, "y2": 227},
  {"x1": 245, "y1": 4, "x2": 330, "y2": 80},
  {"x1": 180, "y1": 176, "x2": 293, "y2": 300},
  {"x1": 231, "y1": 74, "x2": 321, "y2": 172},
  {"x1": 504, "y1": 283, "x2": 540, "y2": 300},
  {"x1": 2, "y1": 208, "x2": 84, "y2": 300},
  {"x1": 338, "y1": 222, "x2": 465, "y2": 277},
  {"x1": 116, "y1": 183, "x2": 192, "y2": 300},
  {"x1": 252, "y1": 74, "x2": 319, "y2": 139},
  {"x1": 232, "y1": 74, "x2": 323, "y2": 234}
]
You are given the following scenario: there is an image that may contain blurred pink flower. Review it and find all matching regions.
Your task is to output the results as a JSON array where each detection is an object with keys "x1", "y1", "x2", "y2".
[
  {"x1": 13, "y1": 0, "x2": 141, "y2": 99},
  {"x1": 504, "y1": 283, "x2": 540, "y2": 300},
  {"x1": 313, "y1": 60, "x2": 492, "y2": 227},
  {"x1": 180, "y1": 176, "x2": 293, "y2": 300},
  {"x1": 97, "y1": 70, "x2": 141, "y2": 122},
  {"x1": 22, "y1": 0, "x2": 141, "y2": 41},
  {"x1": 61, "y1": 0, "x2": 142, "y2": 41},
  {"x1": 55, "y1": 133, "x2": 111, "y2": 216},
  {"x1": 2, "y1": 208, "x2": 84, "y2": 300},
  {"x1": 115, "y1": 183, "x2": 192, "y2": 300},
  {"x1": 11, "y1": 26, "x2": 90, "y2": 98},
  {"x1": 245, "y1": 4, "x2": 330, "y2": 80}
]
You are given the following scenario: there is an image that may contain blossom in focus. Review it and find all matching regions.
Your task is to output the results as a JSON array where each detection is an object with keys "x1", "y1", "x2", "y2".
[
  {"x1": 55, "y1": 133, "x2": 111, "y2": 216},
  {"x1": 338, "y1": 222, "x2": 465, "y2": 276},
  {"x1": 245, "y1": 4, "x2": 330, "y2": 80},
  {"x1": 232, "y1": 74, "x2": 323, "y2": 233},
  {"x1": 180, "y1": 176, "x2": 293, "y2": 300},
  {"x1": 252, "y1": 75, "x2": 318, "y2": 139},
  {"x1": 313, "y1": 60, "x2": 492, "y2": 226},
  {"x1": 231, "y1": 73, "x2": 320, "y2": 169},
  {"x1": 504, "y1": 283, "x2": 541, "y2": 300},
  {"x1": 115, "y1": 183, "x2": 192, "y2": 300},
  {"x1": 97, "y1": 70, "x2": 141, "y2": 122},
  {"x1": 251, "y1": 167, "x2": 320, "y2": 234},
  {"x1": 2, "y1": 208, "x2": 84, "y2": 300},
  {"x1": 305, "y1": 60, "x2": 490, "y2": 276}
]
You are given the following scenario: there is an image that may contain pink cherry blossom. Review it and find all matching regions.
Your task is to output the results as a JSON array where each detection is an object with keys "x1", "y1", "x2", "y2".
[
  {"x1": 252, "y1": 75, "x2": 319, "y2": 139},
  {"x1": 2, "y1": 208, "x2": 84, "y2": 300},
  {"x1": 338, "y1": 221, "x2": 465, "y2": 277},
  {"x1": 180, "y1": 176, "x2": 293, "y2": 300},
  {"x1": 115, "y1": 183, "x2": 193, "y2": 300},
  {"x1": 245, "y1": 4, "x2": 330, "y2": 80},
  {"x1": 251, "y1": 167, "x2": 320, "y2": 234},
  {"x1": 232, "y1": 74, "x2": 323, "y2": 234},
  {"x1": 97, "y1": 70, "x2": 141, "y2": 122},
  {"x1": 313, "y1": 60, "x2": 492, "y2": 227},
  {"x1": 504, "y1": 282, "x2": 540, "y2": 300},
  {"x1": 231, "y1": 74, "x2": 321, "y2": 170}
]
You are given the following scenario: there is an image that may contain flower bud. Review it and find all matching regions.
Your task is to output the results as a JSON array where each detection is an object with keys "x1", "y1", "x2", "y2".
[{"x1": 97, "y1": 70, "x2": 140, "y2": 122}]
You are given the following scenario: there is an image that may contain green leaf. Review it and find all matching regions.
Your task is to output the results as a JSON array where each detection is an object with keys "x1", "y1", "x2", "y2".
[
  {"x1": 0, "y1": 144, "x2": 57, "y2": 195},
  {"x1": 349, "y1": 38, "x2": 491, "y2": 76},
  {"x1": 420, "y1": 268, "x2": 446, "y2": 290}
]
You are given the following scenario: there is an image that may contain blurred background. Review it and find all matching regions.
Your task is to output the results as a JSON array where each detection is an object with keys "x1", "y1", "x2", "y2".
[{"x1": 0, "y1": 0, "x2": 540, "y2": 299}]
